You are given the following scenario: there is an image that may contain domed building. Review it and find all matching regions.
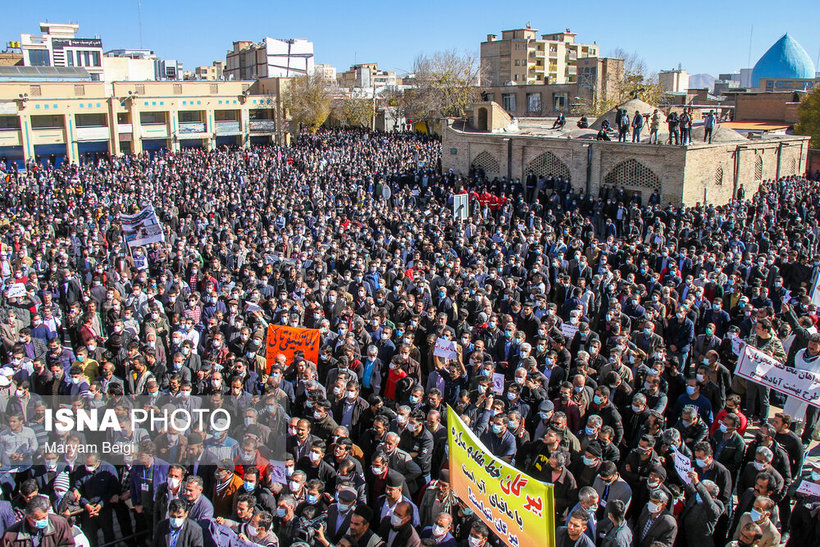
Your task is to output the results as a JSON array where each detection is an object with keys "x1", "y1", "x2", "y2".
[{"x1": 751, "y1": 34, "x2": 815, "y2": 88}]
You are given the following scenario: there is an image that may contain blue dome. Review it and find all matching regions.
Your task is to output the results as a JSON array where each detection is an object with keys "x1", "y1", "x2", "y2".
[{"x1": 751, "y1": 34, "x2": 815, "y2": 87}]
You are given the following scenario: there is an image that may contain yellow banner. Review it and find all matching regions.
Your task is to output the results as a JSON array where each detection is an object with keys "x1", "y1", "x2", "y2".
[{"x1": 447, "y1": 405, "x2": 555, "y2": 547}]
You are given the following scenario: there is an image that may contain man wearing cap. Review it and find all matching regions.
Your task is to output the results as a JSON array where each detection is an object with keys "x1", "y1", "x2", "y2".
[
  {"x1": 348, "y1": 504, "x2": 383, "y2": 547},
  {"x1": 326, "y1": 487, "x2": 358, "y2": 543}
]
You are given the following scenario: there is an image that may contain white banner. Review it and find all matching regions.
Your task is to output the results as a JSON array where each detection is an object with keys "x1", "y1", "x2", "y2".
[
  {"x1": 453, "y1": 193, "x2": 469, "y2": 221},
  {"x1": 6, "y1": 283, "x2": 26, "y2": 299},
  {"x1": 561, "y1": 323, "x2": 579, "y2": 340},
  {"x1": 674, "y1": 450, "x2": 693, "y2": 484},
  {"x1": 796, "y1": 480, "x2": 820, "y2": 497},
  {"x1": 121, "y1": 205, "x2": 165, "y2": 248},
  {"x1": 434, "y1": 337, "x2": 458, "y2": 360},
  {"x1": 736, "y1": 344, "x2": 820, "y2": 408},
  {"x1": 492, "y1": 372, "x2": 506, "y2": 395},
  {"x1": 811, "y1": 273, "x2": 820, "y2": 308}
]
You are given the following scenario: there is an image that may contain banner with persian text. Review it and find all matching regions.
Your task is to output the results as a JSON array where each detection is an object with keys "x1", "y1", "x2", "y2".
[
  {"x1": 736, "y1": 344, "x2": 820, "y2": 408},
  {"x1": 265, "y1": 325, "x2": 321, "y2": 372},
  {"x1": 447, "y1": 405, "x2": 555, "y2": 547}
]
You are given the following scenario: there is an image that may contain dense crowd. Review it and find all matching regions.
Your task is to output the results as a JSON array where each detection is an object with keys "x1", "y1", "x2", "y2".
[{"x1": 0, "y1": 128, "x2": 819, "y2": 547}]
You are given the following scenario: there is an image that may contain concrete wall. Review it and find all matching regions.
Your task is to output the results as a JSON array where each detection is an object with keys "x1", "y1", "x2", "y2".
[{"x1": 735, "y1": 92, "x2": 803, "y2": 122}]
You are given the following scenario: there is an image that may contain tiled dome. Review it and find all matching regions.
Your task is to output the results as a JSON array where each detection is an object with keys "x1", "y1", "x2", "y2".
[{"x1": 751, "y1": 34, "x2": 815, "y2": 88}]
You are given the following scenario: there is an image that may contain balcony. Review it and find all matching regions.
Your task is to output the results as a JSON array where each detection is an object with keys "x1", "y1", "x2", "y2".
[
  {"x1": 249, "y1": 119, "x2": 276, "y2": 133},
  {"x1": 215, "y1": 120, "x2": 242, "y2": 136},
  {"x1": 76, "y1": 126, "x2": 110, "y2": 142},
  {"x1": 179, "y1": 122, "x2": 206, "y2": 134}
]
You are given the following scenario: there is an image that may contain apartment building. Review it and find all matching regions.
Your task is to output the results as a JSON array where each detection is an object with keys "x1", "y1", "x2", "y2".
[
  {"x1": 481, "y1": 25, "x2": 599, "y2": 86},
  {"x1": 19, "y1": 23, "x2": 104, "y2": 80},
  {"x1": 337, "y1": 63, "x2": 397, "y2": 89},
  {"x1": 0, "y1": 78, "x2": 288, "y2": 169},
  {"x1": 225, "y1": 38, "x2": 314, "y2": 80}
]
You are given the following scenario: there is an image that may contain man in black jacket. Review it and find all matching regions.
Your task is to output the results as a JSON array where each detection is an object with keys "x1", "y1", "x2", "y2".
[{"x1": 153, "y1": 498, "x2": 204, "y2": 547}]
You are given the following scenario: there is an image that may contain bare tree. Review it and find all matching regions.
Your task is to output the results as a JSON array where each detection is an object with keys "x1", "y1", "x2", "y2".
[
  {"x1": 284, "y1": 74, "x2": 332, "y2": 134},
  {"x1": 331, "y1": 97, "x2": 375, "y2": 128},
  {"x1": 404, "y1": 50, "x2": 483, "y2": 122}
]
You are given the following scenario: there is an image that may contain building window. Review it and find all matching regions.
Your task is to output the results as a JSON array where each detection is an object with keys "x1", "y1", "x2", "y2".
[
  {"x1": 29, "y1": 85, "x2": 41, "y2": 97},
  {"x1": 553, "y1": 93, "x2": 567, "y2": 110},
  {"x1": 75, "y1": 113, "x2": 107, "y2": 127},
  {"x1": 30, "y1": 115, "x2": 64, "y2": 129},
  {"x1": 754, "y1": 156, "x2": 763, "y2": 180},
  {"x1": 92, "y1": 51, "x2": 101, "y2": 66},
  {"x1": 515, "y1": 60, "x2": 520, "y2": 66},
  {"x1": 715, "y1": 166, "x2": 724, "y2": 185},
  {"x1": 140, "y1": 111, "x2": 167, "y2": 125},
  {"x1": 604, "y1": 159, "x2": 661, "y2": 190},
  {"x1": 135, "y1": 84, "x2": 145, "y2": 94},
  {"x1": 514, "y1": 74, "x2": 519, "y2": 81},
  {"x1": 502, "y1": 93, "x2": 516, "y2": 112},
  {"x1": 28, "y1": 50, "x2": 50, "y2": 66},
  {"x1": 527, "y1": 93, "x2": 541, "y2": 113},
  {"x1": 173, "y1": 84, "x2": 183, "y2": 95},
  {"x1": 0, "y1": 116, "x2": 19, "y2": 131},
  {"x1": 74, "y1": 85, "x2": 85, "y2": 96},
  {"x1": 485, "y1": 93, "x2": 494, "y2": 102},
  {"x1": 66, "y1": 51, "x2": 73, "y2": 67},
  {"x1": 210, "y1": 84, "x2": 219, "y2": 94}
]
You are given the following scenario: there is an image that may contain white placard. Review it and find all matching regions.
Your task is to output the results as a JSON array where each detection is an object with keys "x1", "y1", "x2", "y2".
[
  {"x1": 674, "y1": 450, "x2": 693, "y2": 484},
  {"x1": 796, "y1": 480, "x2": 820, "y2": 497},
  {"x1": 736, "y1": 344, "x2": 820, "y2": 408},
  {"x1": 731, "y1": 335, "x2": 745, "y2": 356},
  {"x1": 561, "y1": 323, "x2": 579, "y2": 340},
  {"x1": 434, "y1": 337, "x2": 458, "y2": 360},
  {"x1": 453, "y1": 193, "x2": 469, "y2": 221},
  {"x1": 492, "y1": 372, "x2": 506, "y2": 395},
  {"x1": 6, "y1": 283, "x2": 26, "y2": 299}
]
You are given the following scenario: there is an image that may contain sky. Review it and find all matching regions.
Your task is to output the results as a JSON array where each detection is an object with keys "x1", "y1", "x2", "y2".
[{"x1": 5, "y1": 0, "x2": 820, "y2": 78}]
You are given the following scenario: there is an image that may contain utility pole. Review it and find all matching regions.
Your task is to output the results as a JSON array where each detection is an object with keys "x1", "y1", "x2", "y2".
[{"x1": 137, "y1": 0, "x2": 144, "y2": 49}]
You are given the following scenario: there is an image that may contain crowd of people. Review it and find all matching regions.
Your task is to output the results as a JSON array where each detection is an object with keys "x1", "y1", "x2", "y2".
[{"x1": 0, "y1": 128, "x2": 819, "y2": 547}]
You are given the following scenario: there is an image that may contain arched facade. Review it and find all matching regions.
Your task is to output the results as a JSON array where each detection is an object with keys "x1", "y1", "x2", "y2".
[{"x1": 525, "y1": 151, "x2": 570, "y2": 181}]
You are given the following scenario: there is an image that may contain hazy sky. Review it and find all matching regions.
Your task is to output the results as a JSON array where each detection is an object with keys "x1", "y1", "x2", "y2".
[{"x1": 5, "y1": 0, "x2": 819, "y2": 77}]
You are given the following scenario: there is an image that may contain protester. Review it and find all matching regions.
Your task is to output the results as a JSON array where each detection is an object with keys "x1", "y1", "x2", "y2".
[{"x1": 0, "y1": 127, "x2": 819, "y2": 547}]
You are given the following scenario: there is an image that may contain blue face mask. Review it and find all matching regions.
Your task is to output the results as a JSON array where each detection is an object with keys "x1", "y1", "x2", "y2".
[
  {"x1": 592, "y1": 395, "x2": 602, "y2": 405},
  {"x1": 539, "y1": 412, "x2": 550, "y2": 420},
  {"x1": 750, "y1": 509, "x2": 763, "y2": 522},
  {"x1": 34, "y1": 518, "x2": 48, "y2": 530},
  {"x1": 695, "y1": 458, "x2": 707, "y2": 468},
  {"x1": 582, "y1": 456, "x2": 597, "y2": 467},
  {"x1": 492, "y1": 424, "x2": 504, "y2": 434},
  {"x1": 306, "y1": 494, "x2": 318, "y2": 505},
  {"x1": 585, "y1": 426, "x2": 595, "y2": 436},
  {"x1": 686, "y1": 386, "x2": 696, "y2": 396},
  {"x1": 409, "y1": 395, "x2": 419, "y2": 404},
  {"x1": 243, "y1": 481, "x2": 255, "y2": 492},
  {"x1": 276, "y1": 508, "x2": 287, "y2": 518}
]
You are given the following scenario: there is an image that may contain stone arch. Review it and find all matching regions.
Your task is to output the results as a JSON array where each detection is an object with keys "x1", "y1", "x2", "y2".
[
  {"x1": 472, "y1": 151, "x2": 500, "y2": 175},
  {"x1": 525, "y1": 151, "x2": 570, "y2": 181},
  {"x1": 715, "y1": 165, "x2": 724, "y2": 186},
  {"x1": 477, "y1": 107, "x2": 488, "y2": 131},
  {"x1": 754, "y1": 155, "x2": 763, "y2": 180},
  {"x1": 603, "y1": 159, "x2": 661, "y2": 190}
]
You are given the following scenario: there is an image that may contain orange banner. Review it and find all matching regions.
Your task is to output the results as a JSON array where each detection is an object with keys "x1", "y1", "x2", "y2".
[{"x1": 265, "y1": 325, "x2": 321, "y2": 373}]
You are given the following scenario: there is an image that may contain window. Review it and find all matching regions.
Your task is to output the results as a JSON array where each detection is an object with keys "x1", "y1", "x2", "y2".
[
  {"x1": 472, "y1": 151, "x2": 500, "y2": 175},
  {"x1": 485, "y1": 93, "x2": 494, "y2": 102},
  {"x1": 527, "y1": 93, "x2": 541, "y2": 113},
  {"x1": 117, "y1": 113, "x2": 130, "y2": 124},
  {"x1": 553, "y1": 93, "x2": 567, "y2": 110},
  {"x1": 66, "y1": 51, "x2": 73, "y2": 67},
  {"x1": 135, "y1": 84, "x2": 145, "y2": 94},
  {"x1": 29, "y1": 85, "x2": 41, "y2": 97},
  {"x1": 210, "y1": 84, "x2": 219, "y2": 94},
  {"x1": 526, "y1": 151, "x2": 570, "y2": 180},
  {"x1": 173, "y1": 84, "x2": 183, "y2": 95},
  {"x1": 502, "y1": 93, "x2": 516, "y2": 112},
  {"x1": 514, "y1": 74, "x2": 519, "y2": 82},
  {"x1": 75, "y1": 113, "x2": 107, "y2": 127},
  {"x1": 515, "y1": 60, "x2": 520, "y2": 66},
  {"x1": 754, "y1": 156, "x2": 763, "y2": 180},
  {"x1": 28, "y1": 50, "x2": 50, "y2": 66},
  {"x1": 140, "y1": 111, "x2": 167, "y2": 125},
  {"x1": 178, "y1": 111, "x2": 202, "y2": 123},
  {"x1": 0, "y1": 116, "x2": 19, "y2": 131},
  {"x1": 83, "y1": 51, "x2": 91, "y2": 66},
  {"x1": 30, "y1": 115, "x2": 64, "y2": 129},
  {"x1": 92, "y1": 51, "x2": 101, "y2": 66},
  {"x1": 714, "y1": 166, "x2": 724, "y2": 185},
  {"x1": 74, "y1": 85, "x2": 85, "y2": 96},
  {"x1": 604, "y1": 159, "x2": 661, "y2": 190}
]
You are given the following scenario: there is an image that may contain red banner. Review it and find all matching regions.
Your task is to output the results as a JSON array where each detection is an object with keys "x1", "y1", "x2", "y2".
[{"x1": 265, "y1": 325, "x2": 321, "y2": 373}]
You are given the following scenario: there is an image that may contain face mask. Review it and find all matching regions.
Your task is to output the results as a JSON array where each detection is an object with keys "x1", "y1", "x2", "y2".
[
  {"x1": 719, "y1": 423, "x2": 728, "y2": 433},
  {"x1": 170, "y1": 517, "x2": 185, "y2": 529},
  {"x1": 432, "y1": 524, "x2": 446, "y2": 537},
  {"x1": 305, "y1": 494, "x2": 319, "y2": 505},
  {"x1": 289, "y1": 481, "x2": 300, "y2": 493},
  {"x1": 309, "y1": 452, "x2": 321, "y2": 464},
  {"x1": 593, "y1": 395, "x2": 602, "y2": 405},
  {"x1": 468, "y1": 536, "x2": 482, "y2": 547},
  {"x1": 313, "y1": 410, "x2": 323, "y2": 421},
  {"x1": 276, "y1": 507, "x2": 287, "y2": 518},
  {"x1": 372, "y1": 466, "x2": 383, "y2": 475},
  {"x1": 813, "y1": 471, "x2": 820, "y2": 481},
  {"x1": 243, "y1": 481, "x2": 255, "y2": 492},
  {"x1": 582, "y1": 456, "x2": 596, "y2": 467},
  {"x1": 492, "y1": 424, "x2": 504, "y2": 434},
  {"x1": 34, "y1": 518, "x2": 49, "y2": 530},
  {"x1": 409, "y1": 395, "x2": 419, "y2": 404},
  {"x1": 753, "y1": 461, "x2": 766, "y2": 471},
  {"x1": 390, "y1": 513, "x2": 405, "y2": 527},
  {"x1": 686, "y1": 386, "x2": 696, "y2": 395},
  {"x1": 695, "y1": 458, "x2": 707, "y2": 468},
  {"x1": 506, "y1": 392, "x2": 516, "y2": 401},
  {"x1": 647, "y1": 501, "x2": 659, "y2": 514},
  {"x1": 246, "y1": 524, "x2": 258, "y2": 537}
]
